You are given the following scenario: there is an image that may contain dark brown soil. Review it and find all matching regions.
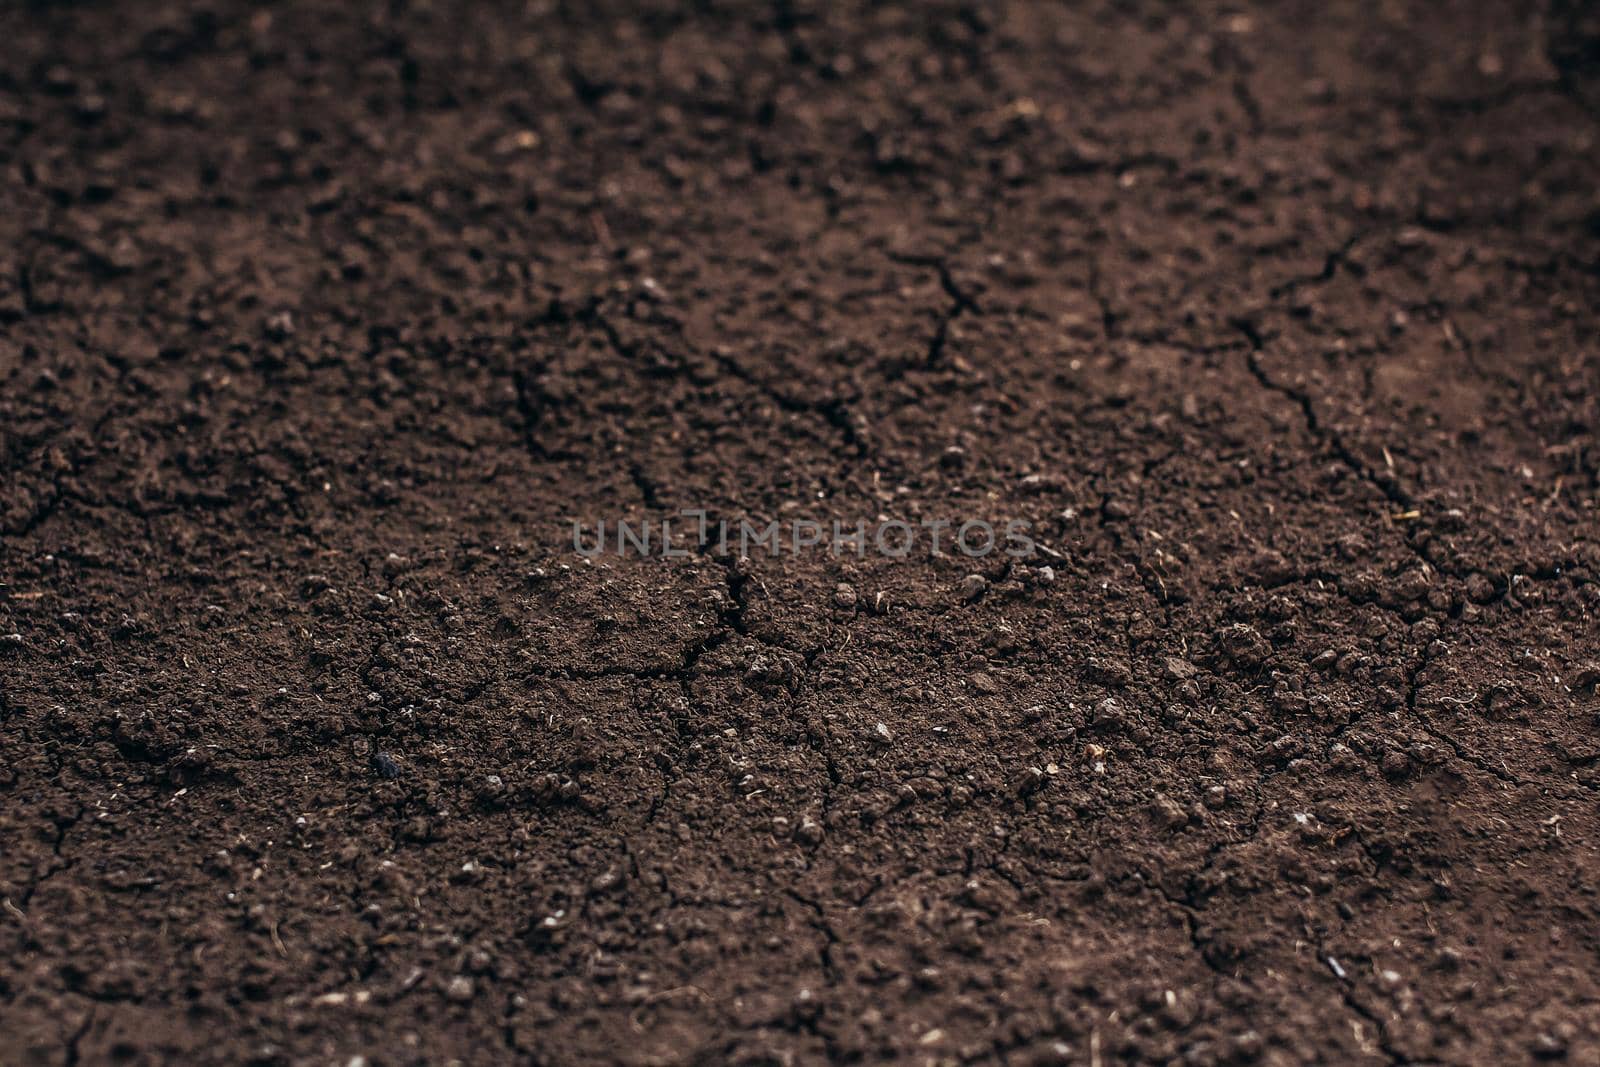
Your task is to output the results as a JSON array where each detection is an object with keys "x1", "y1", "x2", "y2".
[{"x1": 3, "y1": 2, "x2": 1600, "y2": 1064}]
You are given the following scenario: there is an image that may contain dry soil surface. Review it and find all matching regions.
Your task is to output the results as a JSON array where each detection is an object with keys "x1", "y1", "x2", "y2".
[{"x1": 3, "y1": 2, "x2": 1600, "y2": 1065}]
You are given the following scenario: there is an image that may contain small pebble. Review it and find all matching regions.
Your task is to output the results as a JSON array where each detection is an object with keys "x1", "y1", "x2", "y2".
[
  {"x1": 1531, "y1": 1031, "x2": 1568, "y2": 1059},
  {"x1": 370, "y1": 751, "x2": 402, "y2": 779},
  {"x1": 264, "y1": 310, "x2": 295, "y2": 340},
  {"x1": 1571, "y1": 662, "x2": 1600, "y2": 691},
  {"x1": 1163, "y1": 657, "x2": 1196, "y2": 680},
  {"x1": 1464, "y1": 573, "x2": 1497, "y2": 603},
  {"x1": 1012, "y1": 766, "x2": 1045, "y2": 796},
  {"x1": 1151, "y1": 793, "x2": 1188, "y2": 829}
]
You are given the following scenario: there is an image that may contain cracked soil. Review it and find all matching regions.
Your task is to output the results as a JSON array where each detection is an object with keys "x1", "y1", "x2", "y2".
[{"x1": 3, "y1": 1, "x2": 1600, "y2": 1064}]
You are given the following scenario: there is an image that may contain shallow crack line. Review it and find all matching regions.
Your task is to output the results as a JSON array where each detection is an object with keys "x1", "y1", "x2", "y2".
[
  {"x1": 628, "y1": 463, "x2": 665, "y2": 511},
  {"x1": 1268, "y1": 230, "x2": 1367, "y2": 301},
  {"x1": 1309, "y1": 925, "x2": 1414, "y2": 1066},
  {"x1": 1234, "y1": 317, "x2": 1412, "y2": 509},
  {"x1": 1386, "y1": 78, "x2": 1571, "y2": 118},
  {"x1": 886, "y1": 251, "x2": 981, "y2": 316},
  {"x1": 510, "y1": 370, "x2": 576, "y2": 461},
  {"x1": 770, "y1": 0, "x2": 814, "y2": 67},
  {"x1": 1399, "y1": 652, "x2": 1526, "y2": 789},
  {"x1": 521, "y1": 528, "x2": 773, "y2": 689},
  {"x1": 1085, "y1": 254, "x2": 1121, "y2": 341},
  {"x1": 593, "y1": 300, "x2": 872, "y2": 460},
  {"x1": 508, "y1": 325, "x2": 582, "y2": 465},
  {"x1": 1136, "y1": 872, "x2": 1235, "y2": 984},
  {"x1": 19, "y1": 803, "x2": 86, "y2": 908},
  {"x1": 63, "y1": 1008, "x2": 94, "y2": 1067},
  {"x1": 1236, "y1": 316, "x2": 1586, "y2": 586},
  {"x1": 705, "y1": 344, "x2": 869, "y2": 457},
  {"x1": 1231, "y1": 76, "x2": 1264, "y2": 137},
  {"x1": 1231, "y1": 317, "x2": 1459, "y2": 585},
  {"x1": 888, "y1": 251, "x2": 982, "y2": 368},
  {"x1": 1411, "y1": 720, "x2": 1524, "y2": 789},
  {"x1": 783, "y1": 887, "x2": 843, "y2": 983}
]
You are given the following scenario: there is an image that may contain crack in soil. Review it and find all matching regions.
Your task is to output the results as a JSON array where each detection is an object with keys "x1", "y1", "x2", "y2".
[{"x1": 888, "y1": 251, "x2": 983, "y2": 369}]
